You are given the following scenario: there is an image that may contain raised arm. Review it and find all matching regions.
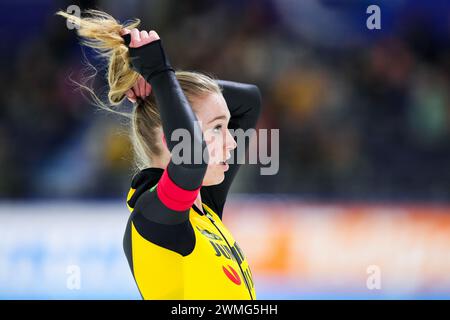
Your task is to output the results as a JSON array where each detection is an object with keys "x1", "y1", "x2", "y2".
[{"x1": 123, "y1": 29, "x2": 208, "y2": 219}]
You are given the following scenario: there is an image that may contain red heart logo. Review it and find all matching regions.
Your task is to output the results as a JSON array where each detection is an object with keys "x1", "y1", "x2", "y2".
[{"x1": 222, "y1": 265, "x2": 241, "y2": 285}]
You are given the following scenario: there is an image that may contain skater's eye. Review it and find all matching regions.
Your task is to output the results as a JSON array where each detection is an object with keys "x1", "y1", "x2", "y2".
[{"x1": 213, "y1": 124, "x2": 222, "y2": 133}]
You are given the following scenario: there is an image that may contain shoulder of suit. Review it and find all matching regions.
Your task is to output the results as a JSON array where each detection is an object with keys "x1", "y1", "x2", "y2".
[{"x1": 127, "y1": 167, "x2": 165, "y2": 210}]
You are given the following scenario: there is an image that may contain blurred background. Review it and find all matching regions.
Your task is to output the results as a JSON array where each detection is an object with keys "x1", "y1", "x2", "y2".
[{"x1": 0, "y1": 0, "x2": 449, "y2": 299}]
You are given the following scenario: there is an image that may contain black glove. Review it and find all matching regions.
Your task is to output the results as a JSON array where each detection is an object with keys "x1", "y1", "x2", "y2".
[{"x1": 122, "y1": 33, "x2": 174, "y2": 82}]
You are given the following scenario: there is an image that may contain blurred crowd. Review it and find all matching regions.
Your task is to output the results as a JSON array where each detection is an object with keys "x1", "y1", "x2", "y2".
[{"x1": 0, "y1": 0, "x2": 448, "y2": 201}]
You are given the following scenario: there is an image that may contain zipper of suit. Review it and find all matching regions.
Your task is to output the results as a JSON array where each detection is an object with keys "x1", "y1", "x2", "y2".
[{"x1": 202, "y1": 207, "x2": 254, "y2": 300}]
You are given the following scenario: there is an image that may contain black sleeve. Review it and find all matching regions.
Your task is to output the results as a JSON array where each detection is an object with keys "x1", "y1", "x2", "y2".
[
  {"x1": 201, "y1": 80, "x2": 262, "y2": 219},
  {"x1": 123, "y1": 34, "x2": 208, "y2": 192}
]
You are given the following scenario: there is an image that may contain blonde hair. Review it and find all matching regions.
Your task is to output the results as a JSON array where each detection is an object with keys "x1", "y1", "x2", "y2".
[{"x1": 56, "y1": 9, "x2": 221, "y2": 170}]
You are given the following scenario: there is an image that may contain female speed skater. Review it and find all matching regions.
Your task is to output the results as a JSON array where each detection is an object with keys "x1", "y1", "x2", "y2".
[{"x1": 58, "y1": 9, "x2": 261, "y2": 300}]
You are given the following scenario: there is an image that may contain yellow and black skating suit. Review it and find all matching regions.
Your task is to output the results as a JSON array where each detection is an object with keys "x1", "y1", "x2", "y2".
[{"x1": 121, "y1": 34, "x2": 261, "y2": 300}]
